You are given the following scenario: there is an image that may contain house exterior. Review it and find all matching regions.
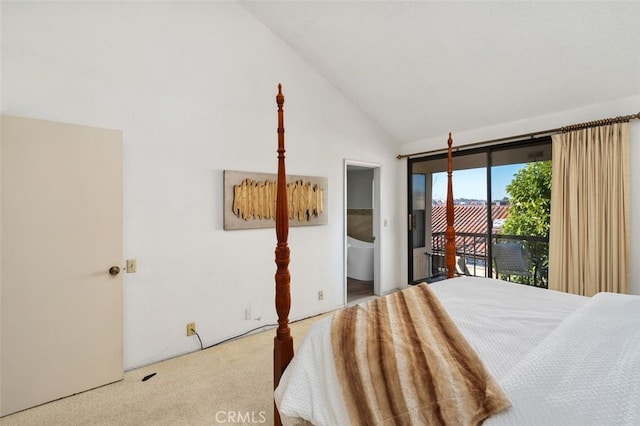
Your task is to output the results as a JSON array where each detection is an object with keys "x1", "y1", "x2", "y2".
[
  {"x1": 432, "y1": 205, "x2": 510, "y2": 238},
  {"x1": 432, "y1": 204, "x2": 509, "y2": 255}
]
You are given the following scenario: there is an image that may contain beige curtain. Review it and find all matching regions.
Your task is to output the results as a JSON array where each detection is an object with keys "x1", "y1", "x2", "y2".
[{"x1": 548, "y1": 122, "x2": 630, "y2": 296}]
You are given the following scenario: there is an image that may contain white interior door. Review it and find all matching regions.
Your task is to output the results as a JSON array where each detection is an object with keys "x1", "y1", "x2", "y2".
[{"x1": 1, "y1": 115, "x2": 123, "y2": 416}]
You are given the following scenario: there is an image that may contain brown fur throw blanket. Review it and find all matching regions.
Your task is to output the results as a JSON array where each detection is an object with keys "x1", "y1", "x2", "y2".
[{"x1": 331, "y1": 284, "x2": 511, "y2": 425}]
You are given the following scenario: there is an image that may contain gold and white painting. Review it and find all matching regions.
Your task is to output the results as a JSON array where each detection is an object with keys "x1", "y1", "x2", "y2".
[{"x1": 223, "y1": 170, "x2": 328, "y2": 230}]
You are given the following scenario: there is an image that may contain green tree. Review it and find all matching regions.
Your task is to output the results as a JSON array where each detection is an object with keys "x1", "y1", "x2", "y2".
[
  {"x1": 502, "y1": 161, "x2": 552, "y2": 237},
  {"x1": 501, "y1": 161, "x2": 552, "y2": 286}
]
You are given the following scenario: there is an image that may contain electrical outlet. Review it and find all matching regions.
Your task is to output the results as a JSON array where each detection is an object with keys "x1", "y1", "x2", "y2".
[
  {"x1": 318, "y1": 291, "x2": 324, "y2": 301},
  {"x1": 186, "y1": 322, "x2": 196, "y2": 336}
]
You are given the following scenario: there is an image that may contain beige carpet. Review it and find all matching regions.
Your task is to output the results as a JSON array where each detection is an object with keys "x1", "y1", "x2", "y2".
[{"x1": 1, "y1": 314, "x2": 331, "y2": 426}]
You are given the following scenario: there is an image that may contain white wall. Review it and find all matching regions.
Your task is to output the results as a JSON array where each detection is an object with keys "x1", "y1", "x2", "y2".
[
  {"x1": 0, "y1": 2, "x2": 400, "y2": 369},
  {"x1": 397, "y1": 95, "x2": 640, "y2": 295}
]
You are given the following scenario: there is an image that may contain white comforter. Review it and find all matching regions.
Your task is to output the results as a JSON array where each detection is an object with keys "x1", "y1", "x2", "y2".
[
  {"x1": 275, "y1": 277, "x2": 640, "y2": 425},
  {"x1": 487, "y1": 291, "x2": 640, "y2": 425}
]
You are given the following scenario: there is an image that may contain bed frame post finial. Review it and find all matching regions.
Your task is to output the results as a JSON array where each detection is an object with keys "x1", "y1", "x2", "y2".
[
  {"x1": 445, "y1": 132, "x2": 456, "y2": 278},
  {"x1": 274, "y1": 84, "x2": 293, "y2": 426}
]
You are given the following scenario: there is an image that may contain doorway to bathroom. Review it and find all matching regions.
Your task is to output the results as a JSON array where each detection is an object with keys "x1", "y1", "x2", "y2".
[{"x1": 344, "y1": 160, "x2": 381, "y2": 304}]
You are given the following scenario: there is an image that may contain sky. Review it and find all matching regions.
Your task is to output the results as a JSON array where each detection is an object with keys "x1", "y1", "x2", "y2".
[{"x1": 429, "y1": 164, "x2": 524, "y2": 201}]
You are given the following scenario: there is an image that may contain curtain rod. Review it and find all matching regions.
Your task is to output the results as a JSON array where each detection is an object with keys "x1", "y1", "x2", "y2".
[{"x1": 397, "y1": 111, "x2": 640, "y2": 160}]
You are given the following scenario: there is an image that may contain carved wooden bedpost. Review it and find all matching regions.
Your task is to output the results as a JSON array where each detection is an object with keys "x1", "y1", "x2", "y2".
[
  {"x1": 274, "y1": 84, "x2": 293, "y2": 426},
  {"x1": 445, "y1": 133, "x2": 456, "y2": 278}
]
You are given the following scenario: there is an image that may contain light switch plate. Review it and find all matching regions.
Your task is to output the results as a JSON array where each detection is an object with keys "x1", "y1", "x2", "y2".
[{"x1": 126, "y1": 259, "x2": 137, "y2": 273}]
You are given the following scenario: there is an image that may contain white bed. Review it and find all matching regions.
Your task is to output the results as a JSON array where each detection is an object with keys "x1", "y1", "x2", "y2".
[
  {"x1": 275, "y1": 277, "x2": 640, "y2": 425},
  {"x1": 269, "y1": 92, "x2": 639, "y2": 425}
]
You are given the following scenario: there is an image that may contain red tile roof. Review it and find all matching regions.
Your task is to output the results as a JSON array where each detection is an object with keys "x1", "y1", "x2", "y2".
[
  {"x1": 432, "y1": 204, "x2": 509, "y2": 234},
  {"x1": 431, "y1": 205, "x2": 510, "y2": 256}
]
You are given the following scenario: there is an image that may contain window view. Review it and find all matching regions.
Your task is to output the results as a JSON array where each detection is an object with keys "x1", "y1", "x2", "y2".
[
  {"x1": 431, "y1": 167, "x2": 490, "y2": 278},
  {"x1": 408, "y1": 140, "x2": 551, "y2": 287},
  {"x1": 495, "y1": 161, "x2": 551, "y2": 287}
]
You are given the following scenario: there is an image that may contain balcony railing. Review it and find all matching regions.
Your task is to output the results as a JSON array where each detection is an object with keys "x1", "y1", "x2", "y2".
[{"x1": 429, "y1": 232, "x2": 549, "y2": 288}]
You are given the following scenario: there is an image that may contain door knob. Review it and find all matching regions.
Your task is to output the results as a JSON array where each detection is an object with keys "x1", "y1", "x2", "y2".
[{"x1": 109, "y1": 266, "x2": 121, "y2": 276}]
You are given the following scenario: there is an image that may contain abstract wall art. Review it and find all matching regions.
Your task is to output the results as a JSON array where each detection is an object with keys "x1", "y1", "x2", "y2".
[{"x1": 223, "y1": 170, "x2": 328, "y2": 230}]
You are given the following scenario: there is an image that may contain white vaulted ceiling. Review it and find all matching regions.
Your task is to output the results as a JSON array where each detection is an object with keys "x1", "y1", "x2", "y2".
[{"x1": 241, "y1": 1, "x2": 640, "y2": 144}]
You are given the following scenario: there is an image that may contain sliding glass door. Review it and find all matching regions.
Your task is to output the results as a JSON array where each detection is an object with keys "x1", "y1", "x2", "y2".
[{"x1": 407, "y1": 138, "x2": 552, "y2": 285}]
